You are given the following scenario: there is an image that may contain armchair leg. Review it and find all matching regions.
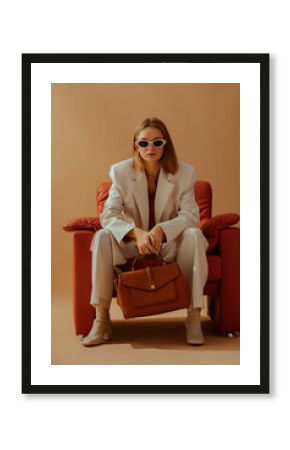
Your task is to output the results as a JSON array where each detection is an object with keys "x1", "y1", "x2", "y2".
[{"x1": 223, "y1": 332, "x2": 236, "y2": 338}]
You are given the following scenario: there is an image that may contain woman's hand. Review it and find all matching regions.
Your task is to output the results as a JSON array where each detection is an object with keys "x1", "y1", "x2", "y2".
[
  {"x1": 148, "y1": 224, "x2": 165, "y2": 254},
  {"x1": 127, "y1": 228, "x2": 159, "y2": 255}
]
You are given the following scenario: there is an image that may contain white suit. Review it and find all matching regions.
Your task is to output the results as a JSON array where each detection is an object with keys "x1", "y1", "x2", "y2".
[{"x1": 90, "y1": 158, "x2": 208, "y2": 309}]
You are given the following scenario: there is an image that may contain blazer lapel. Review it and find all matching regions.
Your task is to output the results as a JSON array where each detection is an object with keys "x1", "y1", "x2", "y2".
[
  {"x1": 155, "y1": 168, "x2": 175, "y2": 224},
  {"x1": 130, "y1": 166, "x2": 175, "y2": 230},
  {"x1": 130, "y1": 169, "x2": 149, "y2": 230}
]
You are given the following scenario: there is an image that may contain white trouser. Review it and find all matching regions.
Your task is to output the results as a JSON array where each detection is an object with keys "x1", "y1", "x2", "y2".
[{"x1": 90, "y1": 227, "x2": 208, "y2": 310}]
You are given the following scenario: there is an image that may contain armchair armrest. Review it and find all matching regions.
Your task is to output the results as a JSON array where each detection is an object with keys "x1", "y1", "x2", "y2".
[
  {"x1": 201, "y1": 213, "x2": 240, "y2": 237},
  {"x1": 208, "y1": 227, "x2": 240, "y2": 333},
  {"x1": 200, "y1": 213, "x2": 239, "y2": 253},
  {"x1": 63, "y1": 216, "x2": 102, "y2": 232},
  {"x1": 218, "y1": 227, "x2": 240, "y2": 332}
]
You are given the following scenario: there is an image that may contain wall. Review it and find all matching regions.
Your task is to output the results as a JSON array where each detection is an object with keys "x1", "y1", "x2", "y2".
[{"x1": 52, "y1": 83, "x2": 240, "y2": 300}]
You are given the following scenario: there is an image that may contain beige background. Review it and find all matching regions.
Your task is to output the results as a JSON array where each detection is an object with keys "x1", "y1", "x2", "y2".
[{"x1": 52, "y1": 83, "x2": 240, "y2": 300}]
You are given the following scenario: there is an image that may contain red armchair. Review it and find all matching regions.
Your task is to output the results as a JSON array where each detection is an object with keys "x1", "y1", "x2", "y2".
[{"x1": 64, "y1": 181, "x2": 240, "y2": 336}]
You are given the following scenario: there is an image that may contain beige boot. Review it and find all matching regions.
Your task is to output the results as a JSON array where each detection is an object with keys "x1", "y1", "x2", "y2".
[
  {"x1": 185, "y1": 308, "x2": 204, "y2": 345},
  {"x1": 81, "y1": 305, "x2": 112, "y2": 346}
]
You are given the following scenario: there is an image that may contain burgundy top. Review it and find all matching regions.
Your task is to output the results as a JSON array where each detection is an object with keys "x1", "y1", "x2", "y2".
[
  {"x1": 148, "y1": 190, "x2": 156, "y2": 230},
  {"x1": 148, "y1": 171, "x2": 159, "y2": 230}
]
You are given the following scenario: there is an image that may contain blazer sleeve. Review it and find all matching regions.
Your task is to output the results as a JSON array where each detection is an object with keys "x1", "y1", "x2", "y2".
[
  {"x1": 100, "y1": 165, "x2": 136, "y2": 243},
  {"x1": 159, "y1": 166, "x2": 200, "y2": 242}
]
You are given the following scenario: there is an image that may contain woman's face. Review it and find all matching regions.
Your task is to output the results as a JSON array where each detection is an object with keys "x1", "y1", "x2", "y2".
[{"x1": 135, "y1": 127, "x2": 166, "y2": 163}]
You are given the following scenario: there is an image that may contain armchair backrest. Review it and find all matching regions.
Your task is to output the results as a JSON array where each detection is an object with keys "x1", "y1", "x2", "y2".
[
  {"x1": 96, "y1": 180, "x2": 212, "y2": 221},
  {"x1": 97, "y1": 181, "x2": 112, "y2": 214},
  {"x1": 194, "y1": 180, "x2": 212, "y2": 222}
]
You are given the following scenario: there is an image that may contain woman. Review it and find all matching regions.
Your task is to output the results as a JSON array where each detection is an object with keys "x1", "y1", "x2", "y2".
[{"x1": 82, "y1": 117, "x2": 208, "y2": 346}]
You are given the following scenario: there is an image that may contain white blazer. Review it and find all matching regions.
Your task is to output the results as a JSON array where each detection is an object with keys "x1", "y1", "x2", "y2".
[{"x1": 100, "y1": 158, "x2": 200, "y2": 244}]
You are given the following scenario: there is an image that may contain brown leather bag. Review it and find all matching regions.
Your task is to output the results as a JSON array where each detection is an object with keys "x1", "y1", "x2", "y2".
[{"x1": 114, "y1": 255, "x2": 190, "y2": 319}]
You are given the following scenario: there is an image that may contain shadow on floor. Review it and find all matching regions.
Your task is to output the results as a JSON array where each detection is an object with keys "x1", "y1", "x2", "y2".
[{"x1": 107, "y1": 317, "x2": 239, "y2": 352}]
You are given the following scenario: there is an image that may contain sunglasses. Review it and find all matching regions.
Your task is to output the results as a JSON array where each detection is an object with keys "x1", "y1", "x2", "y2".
[{"x1": 136, "y1": 138, "x2": 167, "y2": 149}]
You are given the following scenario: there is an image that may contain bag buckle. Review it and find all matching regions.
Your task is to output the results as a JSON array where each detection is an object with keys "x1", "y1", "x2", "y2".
[{"x1": 146, "y1": 267, "x2": 156, "y2": 290}]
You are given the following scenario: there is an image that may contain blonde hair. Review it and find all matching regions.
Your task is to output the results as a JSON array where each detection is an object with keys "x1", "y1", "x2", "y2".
[{"x1": 132, "y1": 117, "x2": 178, "y2": 174}]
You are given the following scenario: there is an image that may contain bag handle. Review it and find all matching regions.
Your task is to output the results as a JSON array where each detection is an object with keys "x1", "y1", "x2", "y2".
[{"x1": 131, "y1": 254, "x2": 166, "y2": 271}]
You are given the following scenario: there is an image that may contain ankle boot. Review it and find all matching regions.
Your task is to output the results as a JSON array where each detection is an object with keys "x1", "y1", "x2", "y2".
[
  {"x1": 185, "y1": 308, "x2": 204, "y2": 345},
  {"x1": 81, "y1": 305, "x2": 112, "y2": 346}
]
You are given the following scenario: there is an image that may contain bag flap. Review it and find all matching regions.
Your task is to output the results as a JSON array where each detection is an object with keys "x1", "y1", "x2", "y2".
[{"x1": 119, "y1": 263, "x2": 179, "y2": 291}]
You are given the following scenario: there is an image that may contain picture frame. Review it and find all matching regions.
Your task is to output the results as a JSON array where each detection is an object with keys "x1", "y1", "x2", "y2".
[{"x1": 22, "y1": 53, "x2": 269, "y2": 394}]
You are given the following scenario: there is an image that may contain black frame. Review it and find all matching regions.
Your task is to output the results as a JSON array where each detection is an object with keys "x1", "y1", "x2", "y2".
[{"x1": 22, "y1": 53, "x2": 269, "y2": 394}]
